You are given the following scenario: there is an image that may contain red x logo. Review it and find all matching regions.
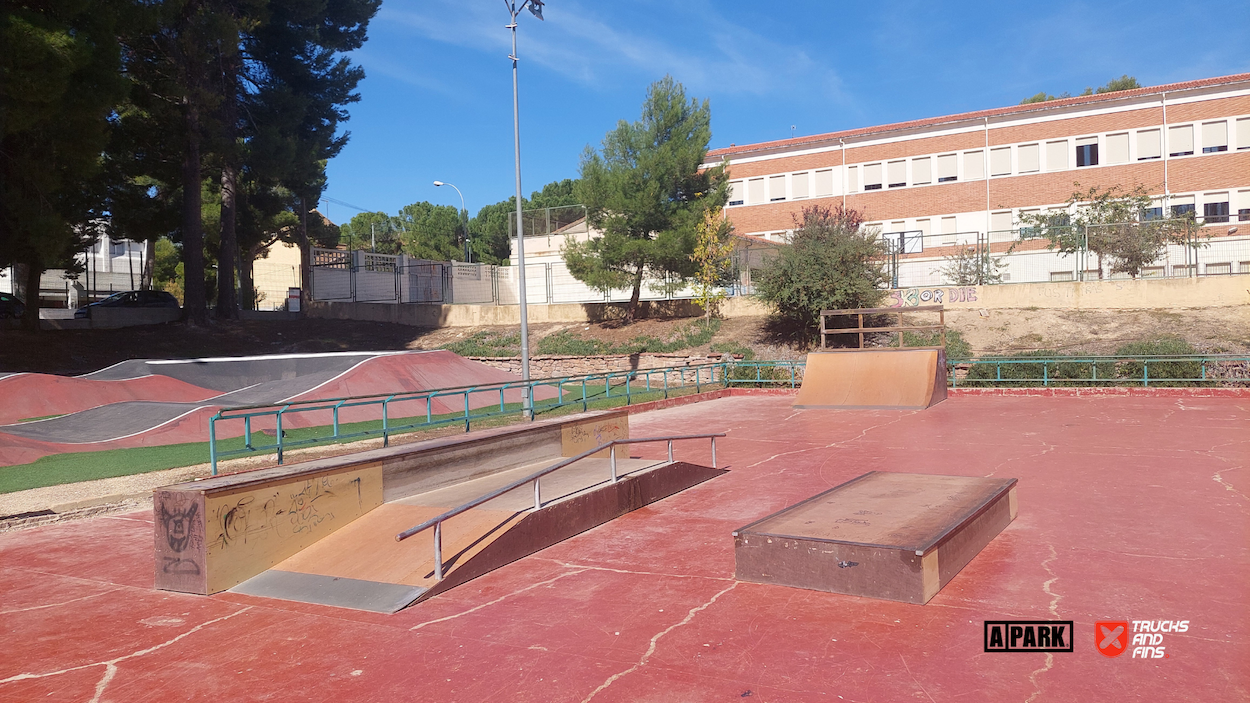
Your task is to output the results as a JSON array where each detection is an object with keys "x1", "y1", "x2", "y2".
[{"x1": 1096, "y1": 621, "x2": 1129, "y2": 657}]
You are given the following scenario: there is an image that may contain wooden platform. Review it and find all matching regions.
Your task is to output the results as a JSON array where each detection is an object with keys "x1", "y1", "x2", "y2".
[{"x1": 733, "y1": 472, "x2": 1017, "y2": 604}]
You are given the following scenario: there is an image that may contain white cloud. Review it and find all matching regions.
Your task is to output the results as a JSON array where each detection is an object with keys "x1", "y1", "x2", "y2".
[{"x1": 376, "y1": 0, "x2": 850, "y2": 103}]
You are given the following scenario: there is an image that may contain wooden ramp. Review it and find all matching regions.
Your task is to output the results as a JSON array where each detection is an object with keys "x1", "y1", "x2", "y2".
[
  {"x1": 231, "y1": 458, "x2": 725, "y2": 612},
  {"x1": 793, "y1": 350, "x2": 947, "y2": 410}
]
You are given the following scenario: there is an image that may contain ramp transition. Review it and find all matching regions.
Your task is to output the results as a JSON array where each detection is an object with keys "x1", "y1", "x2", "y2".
[{"x1": 793, "y1": 349, "x2": 947, "y2": 410}]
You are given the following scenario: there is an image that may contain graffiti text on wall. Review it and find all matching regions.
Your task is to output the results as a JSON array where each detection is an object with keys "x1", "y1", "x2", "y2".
[{"x1": 887, "y1": 287, "x2": 978, "y2": 308}]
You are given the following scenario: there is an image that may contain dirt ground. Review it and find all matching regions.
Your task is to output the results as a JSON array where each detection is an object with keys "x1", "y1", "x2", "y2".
[{"x1": 1, "y1": 306, "x2": 1246, "y2": 375}]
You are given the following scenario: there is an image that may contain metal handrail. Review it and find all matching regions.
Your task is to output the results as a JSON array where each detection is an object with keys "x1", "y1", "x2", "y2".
[
  {"x1": 207, "y1": 362, "x2": 730, "y2": 474},
  {"x1": 393, "y1": 433, "x2": 725, "y2": 582}
]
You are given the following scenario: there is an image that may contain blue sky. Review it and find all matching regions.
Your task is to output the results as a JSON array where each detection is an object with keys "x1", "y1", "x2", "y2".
[{"x1": 321, "y1": 0, "x2": 1250, "y2": 224}]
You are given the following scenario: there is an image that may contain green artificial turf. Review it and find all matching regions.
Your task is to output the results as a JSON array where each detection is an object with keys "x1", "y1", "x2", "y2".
[{"x1": 0, "y1": 381, "x2": 712, "y2": 495}]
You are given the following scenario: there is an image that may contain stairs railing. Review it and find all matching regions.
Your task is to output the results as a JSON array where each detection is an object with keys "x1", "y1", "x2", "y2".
[{"x1": 394, "y1": 433, "x2": 725, "y2": 581}]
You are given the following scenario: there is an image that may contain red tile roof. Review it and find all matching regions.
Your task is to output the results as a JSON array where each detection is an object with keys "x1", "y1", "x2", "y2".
[{"x1": 707, "y1": 73, "x2": 1250, "y2": 159}]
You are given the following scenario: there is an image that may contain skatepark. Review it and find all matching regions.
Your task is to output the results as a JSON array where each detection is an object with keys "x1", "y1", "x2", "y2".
[{"x1": 1, "y1": 315, "x2": 1247, "y2": 702}]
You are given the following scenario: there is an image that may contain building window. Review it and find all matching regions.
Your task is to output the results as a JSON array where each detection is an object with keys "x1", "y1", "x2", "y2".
[
  {"x1": 792, "y1": 172, "x2": 810, "y2": 199},
  {"x1": 963, "y1": 150, "x2": 984, "y2": 180},
  {"x1": 1049, "y1": 271, "x2": 1075, "y2": 282},
  {"x1": 1018, "y1": 144, "x2": 1039, "y2": 173},
  {"x1": 814, "y1": 169, "x2": 834, "y2": 197},
  {"x1": 1168, "y1": 265, "x2": 1192, "y2": 278},
  {"x1": 1240, "y1": 262, "x2": 1250, "y2": 274},
  {"x1": 887, "y1": 160, "x2": 906, "y2": 188},
  {"x1": 1106, "y1": 133, "x2": 1129, "y2": 164},
  {"x1": 747, "y1": 178, "x2": 765, "y2": 205},
  {"x1": 1205, "y1": 263, "x2": 1232, "y2": 275},
  {"x1": 847, "y1": 165, "x2": 859, "y2": 192},
  {"x1": 863, "y1": 163, "x2": 883, "y2": 190},
  {"x1": 1238, "y1": 118, "x2": 1250, "y2": 150},
  {"x1": 769, "y1": 174, "x2": 786, "y2": 201},
  {"x1": 936, "y1": 154, "x2": 957, "y2": 182},
  {"x1": 1046, "y1": 140, "x2": 1068, "y2": 170},
  {"x1": 912, "y1": 156, "x2": 932, "y2": 185},
  {"x1": 1240, "y1": 208, "x2": 1250, "y2": 223},
  {"x1": 1201, "y1": 121, "x2": 1228, "y2": 153},
  {"x1": 1171, "y1": 203, "x2": 1195, "y2": 218},
  {"x1": 728, "y1": 181, "x2": 745, "y2": 206},
  {"x1": 1075, "y1": 137, "x2": 1098, "y2": 167},
  {"x1": 1141, "y1": 206, "x2": 1163, "y2": 221},
  {"x1": 990, "y1": 147, "x2": 1011, "y2": 177},
  {"x1": 1168, "y1": 124, "x2": 1193, "y2": 157},
  {"x1": 1137, "y1": 129, "x2": 1161, "y2": 160},
  {"x1": 1141, "y1": 266, "x2": 1166, "y2": 278},
  {"x1": 1203, "y1": 200, "x2": 1230, "y2": 223}
]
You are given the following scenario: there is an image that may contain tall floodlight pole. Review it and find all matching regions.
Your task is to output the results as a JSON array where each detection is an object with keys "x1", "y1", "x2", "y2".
[
  {"x1": 433, "y1": 181, "x2": 470, "y2": 263},
  {"x1": 506, "y1": 0, "x2": 544, "y2": 416}
]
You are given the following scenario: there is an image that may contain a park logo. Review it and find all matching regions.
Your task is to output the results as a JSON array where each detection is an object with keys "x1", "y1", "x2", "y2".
[
  {"x1": 983, "y1": 621, "x2": 1074, "y2": 652},
  {"x1": 1096, "y1": 621, "x2": 1129, "y2": 657}
]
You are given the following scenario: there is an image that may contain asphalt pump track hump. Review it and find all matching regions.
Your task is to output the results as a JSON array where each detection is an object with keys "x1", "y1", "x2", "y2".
[{"x1": 0, "y1": 350, "x2": 548, "y2": 465}]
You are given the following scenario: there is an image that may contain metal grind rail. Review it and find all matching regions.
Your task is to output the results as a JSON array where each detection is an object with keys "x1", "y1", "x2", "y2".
[
  {"x1": 393, "y1": 433, "x2": 726, "y2": 581},
  {"x1": 206, "y1": 363, "x2": 734, "y2": 475}
]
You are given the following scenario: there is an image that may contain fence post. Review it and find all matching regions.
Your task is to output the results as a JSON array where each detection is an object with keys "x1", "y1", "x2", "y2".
[
  {"x1": 276, "y1": 410, "x2": 284, "y2": 465},
  {"x1": 209, "y1": 415, "x2": 219, "y2": 476}
]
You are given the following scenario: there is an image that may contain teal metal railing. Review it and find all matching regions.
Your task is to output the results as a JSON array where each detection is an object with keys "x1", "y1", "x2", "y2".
[
  {"x1": 206, "y1": 362, "x2": 757, "y2": 475},
  {"x1": 949, "y1": 354, "x2": 1250, "y2": 388},
  {"x1": 205, "y1": 354, "x2": 1246, "y2": 474}
]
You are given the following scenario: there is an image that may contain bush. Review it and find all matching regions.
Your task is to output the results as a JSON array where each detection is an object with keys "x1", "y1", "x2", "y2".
[
  {"x1": 961, "y1": 350, "x2": 1113, "y2": 387},
  {"x1": 753, "y1": 205, "x2": 886, "y2": 334},
  {"x1": 1114, "y1": 337, "x2": 1200, "y2": 384},
  {"x1": 901, "y1": 329, "x2": 973, "y2": 360}
]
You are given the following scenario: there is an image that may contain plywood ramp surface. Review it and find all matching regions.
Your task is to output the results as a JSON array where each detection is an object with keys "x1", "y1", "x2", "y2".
[
  {"x1": 268, "y1": 503, "x2": 523, "y2": 589},
  {"x1": 794, "y1": 350, "x2": 946, "y2": 410}
]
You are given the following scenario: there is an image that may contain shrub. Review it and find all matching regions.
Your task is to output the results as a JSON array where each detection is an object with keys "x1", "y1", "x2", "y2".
[
  {"x1": 753, "y1": 205, "x2": 886, "y2": 334},
  {"x1": 1114, "y1": 337, "x2": 1200, "y2": 384}
]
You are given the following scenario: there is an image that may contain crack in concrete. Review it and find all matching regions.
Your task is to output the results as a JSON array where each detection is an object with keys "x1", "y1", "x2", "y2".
[
  {"x1": 0, "y1": 587, "x2": 120, "y2": 614},
  {"x1": 1023, "y1": 653, "x2": 1054, "y2": 703},
  {"x1": 899, "y1": 654, "x2": 936, "y2": 703},
  {"x1": 536, "y1": 558, "x2": 733, "y2": 582},
  {"x1": 408, "y1": 568, "x2": 587, "y2": 632},
  {"x1": 1023, "y1": 544, "x2": 1062, "y2": 703},
  {"x1": 580, "y1": 582, "x2": 738, "y2": 702},
  {"x1": 0, "y1": 606, "x2": 253, "y2": 697},
  {"x1": 1212, "y1": 468, "x2": 1247, "y2": 502}
]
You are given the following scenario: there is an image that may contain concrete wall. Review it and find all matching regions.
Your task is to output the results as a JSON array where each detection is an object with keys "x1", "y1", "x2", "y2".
[
  {"x1": 886, "y1": 275, "x2": 1250, "y2": 310},
  {"x1": 306, "y1": 295, "x2": 770, "y2": 328}
]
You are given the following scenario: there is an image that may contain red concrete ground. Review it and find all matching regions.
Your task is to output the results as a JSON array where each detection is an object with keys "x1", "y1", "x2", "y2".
[{"x1": 1, "y1": 394, "x2": 1247, "y2": 702}]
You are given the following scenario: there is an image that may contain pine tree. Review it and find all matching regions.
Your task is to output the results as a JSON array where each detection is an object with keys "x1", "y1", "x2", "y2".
[{"x1": 565, "y1": 77, "x2": 728, "y2": 320}]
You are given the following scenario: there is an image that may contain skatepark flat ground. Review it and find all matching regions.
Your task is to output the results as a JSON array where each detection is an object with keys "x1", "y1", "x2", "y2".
[{"x1": 1, "y1": 394, "x2": 1246, "y2": 702}]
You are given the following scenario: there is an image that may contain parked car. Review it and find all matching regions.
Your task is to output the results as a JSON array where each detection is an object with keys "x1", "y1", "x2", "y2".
[
  {"x1": 75, "y1": 290, "x2": 180, "y2": 319},
  {"x1": 0, "y1": 293, "x2": 25, "y2": 319}
]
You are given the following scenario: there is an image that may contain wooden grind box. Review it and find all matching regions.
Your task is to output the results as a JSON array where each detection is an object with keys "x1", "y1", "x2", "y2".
[{"x1": 734, "y1": 472, "x2": 1017, "y2": 604}]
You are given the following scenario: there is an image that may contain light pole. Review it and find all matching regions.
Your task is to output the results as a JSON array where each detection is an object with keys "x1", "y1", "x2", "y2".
[
  {"x1": 433, "y1": 181, "x2": 470, "y2": 263},
  {"x1": 506, "y1": 0, "x2": 544, "y2": 416}
]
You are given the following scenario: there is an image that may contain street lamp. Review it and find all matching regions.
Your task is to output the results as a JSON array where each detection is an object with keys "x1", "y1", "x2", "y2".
[
  {"x1": 433, "y1": 181, "x2": 470, "y2": 263},
  {"x1": 505, "y1": 0, "x2": 544, "y2": 416}
]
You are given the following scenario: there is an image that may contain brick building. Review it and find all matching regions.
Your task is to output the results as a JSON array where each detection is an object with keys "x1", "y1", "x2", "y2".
[{"x1": 707, "y1": 73, "x2": 1250, "y2": 287}]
